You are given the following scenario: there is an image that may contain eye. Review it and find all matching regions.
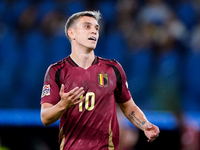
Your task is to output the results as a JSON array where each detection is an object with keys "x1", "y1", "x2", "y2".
[
  {"x1": 85, "y1": 25, "x2": 90, "y2": 29},
  {"x1": 95, "y1": 25, "x2": 100, "y2": 31}
]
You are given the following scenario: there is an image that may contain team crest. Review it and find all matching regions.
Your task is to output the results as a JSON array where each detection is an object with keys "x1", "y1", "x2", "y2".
[
  {"x1": 41, "y1": 85, "x2": 50, "y2": 98},
  {"x1": 98, "y1": 73, "x2": 108, "y2": 87}
]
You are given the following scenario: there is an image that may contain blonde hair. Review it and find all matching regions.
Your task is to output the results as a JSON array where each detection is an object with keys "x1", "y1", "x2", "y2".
[{"x1": 65, "y1": 11, "x2": 101, "y2": 40}]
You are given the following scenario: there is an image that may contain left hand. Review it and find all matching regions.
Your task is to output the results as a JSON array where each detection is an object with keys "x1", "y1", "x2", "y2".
[{"x1": 144, "y1": 122, "x2": 160, "y2": 142}]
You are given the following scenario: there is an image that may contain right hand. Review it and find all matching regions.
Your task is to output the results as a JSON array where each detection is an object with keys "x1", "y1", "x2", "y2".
[{"x1": 59, "y1": 84, "x2": 85, "y2": 109}]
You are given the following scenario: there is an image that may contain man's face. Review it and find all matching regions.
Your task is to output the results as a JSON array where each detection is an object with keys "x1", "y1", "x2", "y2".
[{"x1": 71, "y1": 16, "x2": 100, "y2": 50}]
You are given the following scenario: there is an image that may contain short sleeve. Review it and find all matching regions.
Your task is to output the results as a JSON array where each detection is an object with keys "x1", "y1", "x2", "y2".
[
  {"x1": 113, "y1": 61, "x2": 132, "y2": 103},
  {"x1": 40, "y1": 65, "x2": 61, "y2": 105}
]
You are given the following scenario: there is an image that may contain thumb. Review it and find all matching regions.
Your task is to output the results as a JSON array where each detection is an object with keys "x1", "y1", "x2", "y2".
[
  {"x1": 60, "y1": 84, "x2": 64, "y2": 95},
  {"x1": 144, "y1": 123, "x2": 153, "y2": 131}
]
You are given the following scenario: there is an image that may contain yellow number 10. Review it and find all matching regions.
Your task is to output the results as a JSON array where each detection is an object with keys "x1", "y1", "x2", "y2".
[{"x1": 79, "y1": 92, "x2": 95, "y2": 112}]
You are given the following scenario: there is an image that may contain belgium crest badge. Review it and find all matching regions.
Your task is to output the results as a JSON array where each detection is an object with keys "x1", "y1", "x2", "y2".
[{"x1": 98, "y1": 73, "x2": 108, "y2": 87}]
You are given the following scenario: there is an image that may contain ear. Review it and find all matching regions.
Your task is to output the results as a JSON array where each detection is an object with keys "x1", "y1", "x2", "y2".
[{"x1": 68, "y1": 28, "x2": 75, "y2": 40}]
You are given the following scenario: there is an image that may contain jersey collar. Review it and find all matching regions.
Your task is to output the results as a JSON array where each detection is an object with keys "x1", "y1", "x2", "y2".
[{"x1": 67, "y1": 56, "x2": 98, "y2": 67}]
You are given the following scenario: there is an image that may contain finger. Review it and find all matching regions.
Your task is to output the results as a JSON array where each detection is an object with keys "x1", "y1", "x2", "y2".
[
  {"x1": 67, "y1": 87, "x2": 80, "y2": 97},
  {"x1": 147, "y1": 131, "x2": 159, "y2": 142},
  {"x1": 147, "y1": 136, "x2": 156, "y2": 142},
  {"x1": 148, "y1": 139, "x2": 153, "y2": 142},
  {"x1": 70, "y1": 87, "x2": 84, "y2": 101},
  {"x1": 73, "y1": 96, "x2": 85, "y2": 105},
  {"x1": 70, "y1": 87, "x2": 84, "y2": 99},
  {"x1": 59, "y1": 84, "x2": 65, "y2": 95},
  {"x1": 76, "y1": 90, "x2": 85, "y2": 100},
  {"x1": 155, "y1": 132, "x2": 160, "y2": 138},
  {"x1": 73, "y1": 87, "x2": 84, "y2": 96},
  {"x1": 151, "y1": 127, "x2": 160, "y2": 137},
  {"x1": 153, "y1": 126, "x2": 160, "y2": 136}
]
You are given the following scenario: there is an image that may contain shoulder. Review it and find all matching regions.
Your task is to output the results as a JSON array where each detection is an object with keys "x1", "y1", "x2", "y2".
[
  {"x1": 44, "y1": 57, "x2": 68, "y2": 79},
  {"x1": 98, "y1": 56, "x2": 123, "y2": 70},
  {"x1": 47, "y1": 57, "x2": 68, "y2": 71},
  {"x1": 97, "y1": 56, "x2": 119, "y2": 66}
]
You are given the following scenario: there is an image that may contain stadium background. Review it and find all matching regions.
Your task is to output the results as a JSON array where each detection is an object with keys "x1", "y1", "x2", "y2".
[{"x1": 0, "y1": 0, "x2": 200, "y2": 149}]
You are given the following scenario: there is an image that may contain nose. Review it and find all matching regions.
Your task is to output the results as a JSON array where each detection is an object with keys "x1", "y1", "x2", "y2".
[
  {"x1": 91, "y1": 31, "x2": 97, "y2": 35},
  {"x1": 91, "y1": 27, "x2": 97, "y2": 35},
  {"x1": 91, "y1": 32, "x2": 97, "y2": 35}
]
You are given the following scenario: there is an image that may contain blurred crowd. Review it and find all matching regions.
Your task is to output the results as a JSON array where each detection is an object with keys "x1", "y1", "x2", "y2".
[{"x1": 0, "y1": 0, "x2": 200, "y2": 112}]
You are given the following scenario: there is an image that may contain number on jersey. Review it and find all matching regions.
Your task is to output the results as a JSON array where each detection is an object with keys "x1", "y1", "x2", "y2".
[{"x1": 79, "y1": 92, "x2": 95, "y2": 112}]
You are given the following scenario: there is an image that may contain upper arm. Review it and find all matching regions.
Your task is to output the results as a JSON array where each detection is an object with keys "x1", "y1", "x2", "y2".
[
  {"x1": 41, "y1": 103, "x2": 54, "y2": 117},
  {"x1": 40, "y1": 102, "x2": 56, "y2": 126},
  {"x1": 41, "y1": 102, "x2": 54, "y2": 110}
]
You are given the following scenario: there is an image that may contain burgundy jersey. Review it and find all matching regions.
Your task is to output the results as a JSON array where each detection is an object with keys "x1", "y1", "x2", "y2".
[{"x1": 41, "y1": 56, "x2": 131, "y2": 150}]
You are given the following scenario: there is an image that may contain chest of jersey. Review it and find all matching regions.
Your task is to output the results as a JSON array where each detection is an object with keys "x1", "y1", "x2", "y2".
[{"x1": 61, "y1": 64, "x2": 117, "y2": 98}]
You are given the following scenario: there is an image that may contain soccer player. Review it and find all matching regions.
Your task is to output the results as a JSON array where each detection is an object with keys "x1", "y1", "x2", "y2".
[{"x1": 40, "y1": 11, "x2": 159, "y2": 150}]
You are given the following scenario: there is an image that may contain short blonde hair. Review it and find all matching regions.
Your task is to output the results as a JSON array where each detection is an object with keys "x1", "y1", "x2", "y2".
[{"x1": 65, "y1": 11, "x2": 101, "y2": 40}]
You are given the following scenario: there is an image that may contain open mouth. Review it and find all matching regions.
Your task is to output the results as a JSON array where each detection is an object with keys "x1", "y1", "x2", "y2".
[{"x1": 88, "y1": 36, "x2": 96, "y2": 41}]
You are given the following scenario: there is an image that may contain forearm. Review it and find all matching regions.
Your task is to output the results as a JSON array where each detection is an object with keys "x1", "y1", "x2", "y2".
[
  {"x1": 118, "y1": 100, "x2": 149, "y2": 131},
  {"x1": 118, "y1": 99, "x2": 160, "y2": 142},
  {"x1": 125, "y1": 105, "x2": 148, "y2": 131},
  {"x1": 41, "y1": 101, "x2": 66, "y2": 126}
]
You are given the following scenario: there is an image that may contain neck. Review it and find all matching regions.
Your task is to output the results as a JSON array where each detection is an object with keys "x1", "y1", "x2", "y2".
[{"x1": 70, "y1": 45, "x2": 95, "y2": 69}]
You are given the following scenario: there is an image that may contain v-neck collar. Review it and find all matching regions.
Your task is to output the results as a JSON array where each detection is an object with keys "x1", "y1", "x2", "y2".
[{"x1": 67, "y1": 56, "x2": 98, "y2": 67}]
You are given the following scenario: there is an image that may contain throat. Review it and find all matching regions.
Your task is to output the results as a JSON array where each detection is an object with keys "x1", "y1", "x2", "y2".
[
  {"x1": 69, "y1": 54, "x2": 96, "y2": 69},
  {"x1": 80, "y1": 62, "x2": 92, "y2": 70}
]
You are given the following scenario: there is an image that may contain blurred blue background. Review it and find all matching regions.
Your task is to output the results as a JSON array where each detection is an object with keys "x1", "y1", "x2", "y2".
[
  {"x1": 0, "y1": 0, "x2": 200, "y2": 149},
  {"x1": 1, "y1": 0, "x2": 200, "y2": 112}
]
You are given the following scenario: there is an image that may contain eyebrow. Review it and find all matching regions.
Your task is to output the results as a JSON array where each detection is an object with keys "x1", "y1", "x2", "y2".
[{"x1": 83, "y1": 22, "x2": 100, "y2": 27}]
